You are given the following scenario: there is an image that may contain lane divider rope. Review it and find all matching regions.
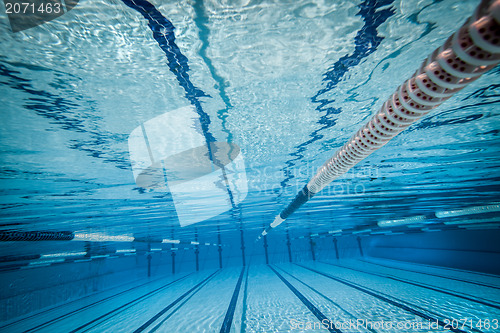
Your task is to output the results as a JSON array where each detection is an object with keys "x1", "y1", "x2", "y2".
[{"x1": 261, "y1": 0, "x2": 500, "y2": 238}]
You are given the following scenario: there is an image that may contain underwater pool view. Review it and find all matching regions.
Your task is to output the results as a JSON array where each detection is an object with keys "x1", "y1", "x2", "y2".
[{"x1": 0, "y1": 0, "x2": 499, "y2": 331}]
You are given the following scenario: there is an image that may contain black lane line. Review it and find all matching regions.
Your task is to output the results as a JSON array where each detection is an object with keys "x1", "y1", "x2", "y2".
[
  {"x1": 275, "y1": 266, "x2": 377, "y2": 333},
  {"x1": 298, "y1": 264, "x2": 484, "y2": 333},
  {"x1": 269, "y1": 265, "x2": 343, "y2": 333},
  {"x1": 364, "y1": 257, "x2": 500, "y2": 279},
  {"x1": 69, "y1": 273, "x2": 194, "y2": 333},
  {"x1": 21, "y1": 274, "x2": 188, "y2": 332},
  {"x1": 148, "y1": 270, "x2": 218, "y2": 333},
  {"x1": 320, "y1": 261, "x2": 500, "y2": 310},
  {"x1": 133, "y1": 270, "x2": 220, "y2": 333},
  {"x1": 3, "y1": 265, "x2": 150, "y2": 325},
  {"x1": 297, "y1": 264, "x2": 471, "y2": 333},
  {"x1": 359, "y1": 259, "x2": 500, "y2": 290},
  {"x1": 240, "y1": 266, "x2": 250, "y2": 333},
  {"x1": 220, "y1": 267, "x2": 245, "y2": 333}
]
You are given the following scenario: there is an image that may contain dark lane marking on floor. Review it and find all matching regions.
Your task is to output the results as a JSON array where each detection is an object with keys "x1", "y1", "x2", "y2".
[
  {"x1": 148, "y1": 270, "x2": 219, "y2": 333},
  {"x1": 269, "y1": 265, "x2": 343, "y2": 333},
  {"x1": 21, "y1": 274, "x2": 189, "y2": 332},
  {"x1": 133, "y1": 270, "x2": 220, "y2": 333},
  {"x1": 320, "y1": 261, "x2": 500, "y2": 310},
  {"x1": 297, "y1": 264, "x2": 474, "y2": 333},
  {"x1": 69, "y1": 273, "x2": 195, "y2": 333},
  {"x1": 276, "y1": 266, "x2": 377, "y2": 333},
  {"x1": 362, "y1": 257, "x2": 500, "y2": 279},
  {"x1": 220, "y1": 267, "x2": 246, "y2": 333},
  {"x1": 240, "y1": 266, "x2": 250, "y2": 333},
  {"x1": 359, "y1": 259, "x2": 500, "y2": 290}
]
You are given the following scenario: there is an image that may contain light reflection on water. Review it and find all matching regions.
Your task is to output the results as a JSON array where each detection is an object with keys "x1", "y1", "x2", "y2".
[{"x1": 0, "y1": 0, "x2": 498, "y2": 244}]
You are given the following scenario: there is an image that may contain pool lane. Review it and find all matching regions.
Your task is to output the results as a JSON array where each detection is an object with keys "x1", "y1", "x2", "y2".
[
  {"x1": 319, "y1": 260, "x2": 500, "y2": 310},
  {"x1": 0, "y1": 273, "x2": 171, "y2": 332},
  {"x1": 358, "y1": 258, "x2": 500, "y2": 291},
  {"x1": 131, "y1": 270, "x2": 220, "y2": 332},
  {"x1": 150, "y1": 267, "x2": 243, "y2": 333},
  {"x1": 33, "y1": 271, "x2": 212, "y2": 333},
  {"x1": 269, "y1": 266, "x2": 342, "y2": 333},
  {"x1": 362, "y1": 258, "x2": 500, "y2": 279},
  {"x1": 0, "y1": 273, "x2": 193, "y2": 333},
  {"x1": 80, "y1": 270, "x2": 218, "y2": 332},
  {"x1": 276, "y1": 263, "x2": 449, "y2": 333},
  {"x1": 354, "y1": 258, "x2": 500, "y2": 311},
  {"x1": 295, "y1": 262, "x2": 495, "y2": 333},
  {"x1": 273, "y1": 265, "x2": 377, "y2": 333},
  {"x1": 242, "y1": 265, "x2": 331, "y2": 332},
  {"x1": 220, "y1": 267, "x2": 245, "y2": 333}
]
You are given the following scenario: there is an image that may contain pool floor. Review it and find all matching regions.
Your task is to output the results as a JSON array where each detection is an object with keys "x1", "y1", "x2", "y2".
[{"x1": 1, "y1": 258, "x2": 499, "y2": 332}]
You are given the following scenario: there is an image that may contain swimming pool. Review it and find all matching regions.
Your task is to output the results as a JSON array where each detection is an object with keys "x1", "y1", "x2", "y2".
[{"x1": 1, "y1": 0, "x2": 499, "y2": 331}]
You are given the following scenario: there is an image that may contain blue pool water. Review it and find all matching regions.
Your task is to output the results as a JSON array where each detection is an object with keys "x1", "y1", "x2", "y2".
[{"x1": 1, "y1": 0, "x2": 500, "y2": 331}]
